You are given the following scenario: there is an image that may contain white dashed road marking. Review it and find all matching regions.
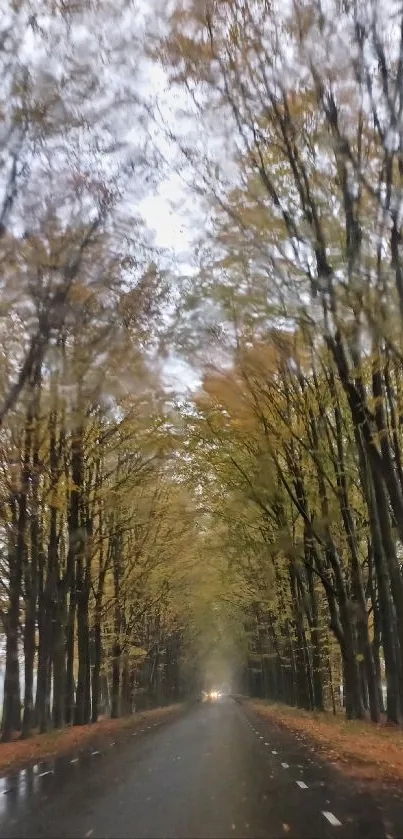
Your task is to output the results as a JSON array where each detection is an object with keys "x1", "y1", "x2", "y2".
[
  {"x1": 281, "y1": 763, "x2": 289, "y2": 769},
  {"x1": 38, "y1": 771, "x2": 53, "y2": 778},
  {"x1": 264, "y1": 742, "x2": 269, "y2": 746},
  {"x1": 70, "y1": 758, "x2": 79, "y2": 764},
  {"x1": 91, "y1": 751, "x2": 100, "y2": 756},
  {"x1": 272, "y1": 750, "x2": 277, "y2": 755},
  {"x1": 322, "y1": 811, "x2": 342, "y2": 827},
  {"x1": 259, "y1": 736, "x2": 264, "y2": 739},
  {"x1": 296, "y1": 781, "x2": 308, "y2": 789}
]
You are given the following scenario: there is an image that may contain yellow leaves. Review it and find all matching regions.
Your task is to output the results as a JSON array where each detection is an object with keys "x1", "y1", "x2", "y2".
[
  {"x1": 129, "y1": 645, "x2": 148, "y2": 662},
  {"x1": 48, "y1": 483, "x2": 68, "y2": 512}
]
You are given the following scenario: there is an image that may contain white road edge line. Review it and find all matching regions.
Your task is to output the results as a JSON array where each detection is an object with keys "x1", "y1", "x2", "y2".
[
  {"x1": 296, "y1": 781, "x2": 308, "y2": 789},
  {"x1": 281, "y1": 762, "x2": 289, "y2": 769},
  {"x1": 322, "y1": 811, "x2": 342, "y2": 827}
]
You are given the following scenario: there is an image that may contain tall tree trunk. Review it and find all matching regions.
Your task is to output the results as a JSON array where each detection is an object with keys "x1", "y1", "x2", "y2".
[
  {"x1": 368, "y1": 545, "x2": 385, "y2": 715},
  {"x1": 290, "y1": 565, "x2": 312, "y2": 710},
  {"x1": 74, "y1": 575, "x2": 90, "y2": 726},
  {"x1": 305, "y1": 559, "x2": 325, "y2": 711},
  {"x1": 2, "y1": 401, "x2": 34, "y2": 741},
  {"x1": 111, "y1": 531, "x2": 122, "y2": 719},
  {"x1": 22, "y1": 365, "x2": 41, "y2": 738},
  {"x1": 65, "y1": 590, "x2": 76, "y2": 726},
  {"x1": 91, "y1": 592, "x2": 103, "y2": 723},
  {"x1": 91, "y1": 475, "x2": 106, "y2": 724},
  {"x1": 357, "y1": 433, "x2": 402, "y2": 723},
  {"x1": 52, "y1": 594, "x2": 67, "y2": 729},
  {"x1": 111, "y1": 633, "x2": 121, "y2": 719},
  {"x1": 2, "y1": 510, "x2": 21, "y2": 741},
  {"x1": 66, "y1": 421, "x2": 84, "y2": 723},
  {"x1": 22, "y1": 504, "x2": 38, "y2": 738},
  {"x1": 329, "y1": 380, "x2": 380, "y2": 722}
]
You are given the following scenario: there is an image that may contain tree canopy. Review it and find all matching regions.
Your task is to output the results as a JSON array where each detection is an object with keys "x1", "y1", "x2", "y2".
[{"x1": 3, "y1": 0, "x2": 403, "y2": 742}]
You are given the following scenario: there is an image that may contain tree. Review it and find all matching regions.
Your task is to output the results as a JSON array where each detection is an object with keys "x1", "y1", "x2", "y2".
[{"x1": 149, "y1": 0, "x2": 403, "y2": 722}]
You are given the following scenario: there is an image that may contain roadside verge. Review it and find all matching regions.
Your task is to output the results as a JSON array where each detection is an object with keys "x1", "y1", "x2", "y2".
[
  {"x1": 0, "y1": 703, "x2": 186, "y2": 778},
  {"x1": 240, "y1": 697, "x2": 403, "y2": 790}
]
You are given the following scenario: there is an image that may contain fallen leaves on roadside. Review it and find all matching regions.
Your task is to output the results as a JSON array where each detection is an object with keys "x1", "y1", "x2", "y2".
[
  {"x1": 244, "y1": 699, "x2": 403, "y2": 790},
  {"x1": 0, "y1": 704, "x2": 183, "y2": 778}
]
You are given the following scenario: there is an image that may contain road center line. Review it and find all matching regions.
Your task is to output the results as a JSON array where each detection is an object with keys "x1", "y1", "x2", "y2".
[{"x1": 322, "y1": 811, "x2": 342, "y2": 827}]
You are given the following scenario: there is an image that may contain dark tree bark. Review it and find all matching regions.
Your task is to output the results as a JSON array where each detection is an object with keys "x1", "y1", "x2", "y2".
[
  {"x1": 67, "y1": 420, "x2": 84, "y2": 725},
  {"x1": 22, "y1": 365, "x2": 42, "y2": 738},
  {"x1": 111, "y1": 529, "x2": 123, "y2": 719},
  {"x1": 3, "y1": 389, "x2": 36, "y2": 741},
  {"x1": 2, "y1": 504, "x2": 21, "y2": 741}
]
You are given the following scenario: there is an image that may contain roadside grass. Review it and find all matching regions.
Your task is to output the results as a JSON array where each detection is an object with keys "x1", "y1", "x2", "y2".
[
  {"x1": 0, "y1": 703, "x2": 184, "y2": 778},
  {"x1": 243, "y1": 697, "x2": 403, "y2": 789}
]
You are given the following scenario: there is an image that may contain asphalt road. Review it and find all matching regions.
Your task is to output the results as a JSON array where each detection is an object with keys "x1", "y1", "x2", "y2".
[{"x1": 1, "y1": 698, "x2": 403, "y2": 838}]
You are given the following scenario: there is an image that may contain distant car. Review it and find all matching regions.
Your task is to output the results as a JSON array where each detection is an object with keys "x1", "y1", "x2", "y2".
[{"x1": 206, "y1": 690, "x2": 222, "y2": 702}]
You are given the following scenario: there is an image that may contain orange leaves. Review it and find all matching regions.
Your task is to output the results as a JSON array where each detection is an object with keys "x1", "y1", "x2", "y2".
[
  {"x1": 0, "y1": 705, "x2": 183, "y2": 778},
  {"x1": 245, "y1": 699, "x2": 403, "y2": 789}
]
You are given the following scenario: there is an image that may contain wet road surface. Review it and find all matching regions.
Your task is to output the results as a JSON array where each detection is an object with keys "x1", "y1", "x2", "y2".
[{"x1": 1, "y1": 698, "x2": 403, "y2": 838}]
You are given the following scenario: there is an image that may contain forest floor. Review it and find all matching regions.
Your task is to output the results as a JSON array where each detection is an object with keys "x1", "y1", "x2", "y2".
[
  {"x1": 0, "y1": 703, "x2": 184, "y2": 777},
  {"x1": 242, "y1": 698, "x2": 403, "y2": 791}
]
